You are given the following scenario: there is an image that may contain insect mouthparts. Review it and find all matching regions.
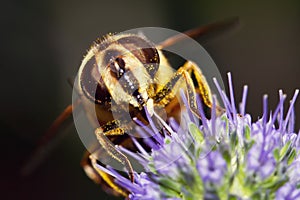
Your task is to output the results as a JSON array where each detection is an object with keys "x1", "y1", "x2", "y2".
[
  {"x1": 132, "y1": 89, "x2": 146, "y2": 107},
  {"x1": 146, "y1": 99, "x2": 154, "y2": 116}
]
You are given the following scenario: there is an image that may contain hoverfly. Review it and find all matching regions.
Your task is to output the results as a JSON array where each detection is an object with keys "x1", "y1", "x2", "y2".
[{"x1": 24, "y1": 18, "x2": 238, "y2": 198}]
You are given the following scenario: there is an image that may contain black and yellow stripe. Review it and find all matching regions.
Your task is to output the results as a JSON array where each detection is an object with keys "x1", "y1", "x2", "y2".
[{"x1": 78, "y1": 34, "x2": 163, "y2": 108}]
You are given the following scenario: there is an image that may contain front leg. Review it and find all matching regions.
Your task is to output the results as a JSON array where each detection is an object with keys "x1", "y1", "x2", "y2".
[
  {"x1": 153, "y1": 61, "x2": 215, "y2": 118},
  {"x1": 94, "y1": 120, "x2": 134, "y2": 182}
]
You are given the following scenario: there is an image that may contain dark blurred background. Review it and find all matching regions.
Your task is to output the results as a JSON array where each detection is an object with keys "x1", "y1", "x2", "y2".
[{"x1": 1, "y1": 0, "x2": 300, "y2": 199}]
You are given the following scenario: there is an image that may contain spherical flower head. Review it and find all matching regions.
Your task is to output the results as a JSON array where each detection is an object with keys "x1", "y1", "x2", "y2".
[{"x1": 95, "y1": 73, "x2": 300, "y2": 200}]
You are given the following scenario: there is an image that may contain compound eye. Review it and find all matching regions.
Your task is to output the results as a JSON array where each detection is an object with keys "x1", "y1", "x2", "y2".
[
  {"x1": 110, "y1": 57, "x2": 126, "y2": 79},
  {"x1": 80, "y1": 54, "x2": 111, "y2": 104}
]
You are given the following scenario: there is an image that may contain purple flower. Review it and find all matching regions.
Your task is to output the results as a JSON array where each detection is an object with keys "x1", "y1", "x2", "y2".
[
  {"x1": 94, "y1": 73, "x2": 300, "y2": 199},
  {"x1": 276, "y1": 183, "x2": 300, "y2": 200},
  {"x1": 197, "y1": 151, "x2": 227, "y2": 185}
]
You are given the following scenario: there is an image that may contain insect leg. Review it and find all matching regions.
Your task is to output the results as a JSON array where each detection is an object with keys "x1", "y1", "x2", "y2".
[
  {"x1": 81, "y1": 150, "x2": 102, "y2": 184},
  {"x1": 81, "y1": 150, "x2": 128, "y2": 197},
  {"x1": 153, "y1": 61, "x2": 215, "y2": 118},
  {"x1": 181, "y1": 61, "x2": 213, "y2": 109},
  {"x1": 94, "y1": 121, "x2": 134, "y2": 182},
  {"x1": 181, "y1": 61, "x2": 225, "y2": 114}
]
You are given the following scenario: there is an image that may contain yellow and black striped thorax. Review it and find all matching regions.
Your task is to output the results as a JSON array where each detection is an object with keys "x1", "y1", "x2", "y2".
[{"x1": 78, "y1": 33, "x2": 165, "y2": 108}]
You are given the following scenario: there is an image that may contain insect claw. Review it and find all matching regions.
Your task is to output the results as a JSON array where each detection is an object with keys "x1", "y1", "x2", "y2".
[{"x1": 129, "y1": 172, "x2": 134, "y2": 183}]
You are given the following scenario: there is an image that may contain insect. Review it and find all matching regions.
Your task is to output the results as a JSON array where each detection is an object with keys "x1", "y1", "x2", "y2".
[{"x1": 24, "y1": 17, "x2": 238, "y2": 198}]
